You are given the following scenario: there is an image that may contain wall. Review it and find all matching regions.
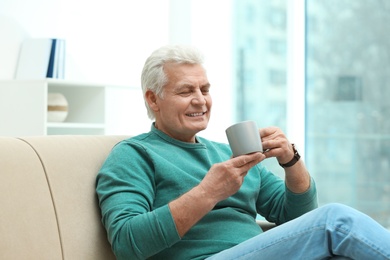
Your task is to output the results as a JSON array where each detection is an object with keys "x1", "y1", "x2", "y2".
[
  {"x1": 0, "y1": 0, "x2": 170, "y2": 86},
  {"x1": 190, "y1": 0, "x2": 233, "y2": 141},
  {"x1": 0, "y1": 0, "x2": 233, "y2": 141}
]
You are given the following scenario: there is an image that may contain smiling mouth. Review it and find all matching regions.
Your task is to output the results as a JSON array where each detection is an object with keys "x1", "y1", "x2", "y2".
[{"x1": 186, "y1": 111, "x2": 207, "y2": 117}]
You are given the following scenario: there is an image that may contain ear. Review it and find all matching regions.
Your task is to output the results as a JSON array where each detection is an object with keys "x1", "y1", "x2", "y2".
[{"x1": 145, "y1": 90, "x2": 160, "y2": 112}]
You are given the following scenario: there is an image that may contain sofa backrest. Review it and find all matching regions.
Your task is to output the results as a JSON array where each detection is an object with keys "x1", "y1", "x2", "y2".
[{"x1": 0, "y1": 135, "x2": 128, "y2": 260}]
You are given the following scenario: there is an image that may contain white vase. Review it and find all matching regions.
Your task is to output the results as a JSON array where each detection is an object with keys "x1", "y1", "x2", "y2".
[{"x1": 47, "y1": 93, "x2": 68, "y2": 122}]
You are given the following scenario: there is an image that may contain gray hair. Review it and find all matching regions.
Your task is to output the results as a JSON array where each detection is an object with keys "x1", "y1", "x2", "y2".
[{"x1": 141, "y1": 45, "x2": 205, "y2": 120}]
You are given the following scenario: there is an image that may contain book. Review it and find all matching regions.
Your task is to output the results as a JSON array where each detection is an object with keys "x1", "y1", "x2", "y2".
[
  {"x1": 15, "y1": 38, "x2": 52, "y2": 79},
  {"x1": 46, "y1": 39, "x2": 57, "y2": 78},
  {"x1": 55, "y1": 39, "x2": 66, "y2": 79},
  {"x1": 47, "y1": 39, "x2": 66, "y2": 79},
  {"x1": 15, "y1": 38, "x2": 66, "y2": 79}
]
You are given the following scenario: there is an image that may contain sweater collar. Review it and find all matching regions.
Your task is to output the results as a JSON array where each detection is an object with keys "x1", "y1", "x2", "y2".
[{"x1": 150, "y1": 123, "x2": 204, "y2": 148}]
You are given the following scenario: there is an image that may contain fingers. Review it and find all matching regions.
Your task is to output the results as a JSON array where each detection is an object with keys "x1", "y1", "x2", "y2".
[
  {"x1": 230, "y1": 152, "x2": 264, "y2": 169},
  {"x1": 259, "y1": 127, "x2": 296, "y2": 164},
  {"x1": 259, "y1": 127, "x2": 290, "y2": 153},
  {"x1": 260, "y1": 127, "x2": 287, "y2": 142},
  {"x1": 259, "y1": 126, "x2": 280, "y2": 141},
  {"x1": 262, "y1": 139, "x2": 288, "y2": 155}
]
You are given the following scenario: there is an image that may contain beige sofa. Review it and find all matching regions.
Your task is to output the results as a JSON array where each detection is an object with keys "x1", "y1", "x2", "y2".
[
  {"x1": 0, "y1": 135, "x2": 128, "y2": 260},
  {"x1": 0, "y1": 135, "x2": 274, "y2": 260}
]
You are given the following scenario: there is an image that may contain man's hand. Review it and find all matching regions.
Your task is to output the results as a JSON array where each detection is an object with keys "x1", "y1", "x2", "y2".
[
  {"x1": 198, "y1": 152, "x2": 265, "y2": 203},
  {"x1": 259, "y1": 126, "x2": 311, "y2": 194},
  {"x1": 169, "y1": 152, "x2": 264, "y2": 237},
  {"x1": 259, "y1": 126, "x2": 295, "y2": 164}
]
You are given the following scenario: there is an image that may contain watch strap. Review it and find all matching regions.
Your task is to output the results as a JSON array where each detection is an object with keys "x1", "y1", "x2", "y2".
[{"x1": 279, "y1": 143, "x2": 300, "y2": 168}]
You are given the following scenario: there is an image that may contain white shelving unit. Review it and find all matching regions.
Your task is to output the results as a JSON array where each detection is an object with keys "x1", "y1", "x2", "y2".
[{"x1": 0, "y1": 79, "x2": 150, "y2": 136}]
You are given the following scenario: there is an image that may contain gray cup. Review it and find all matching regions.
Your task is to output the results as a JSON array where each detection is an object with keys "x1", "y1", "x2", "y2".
[{"x1": 225, "y1": 120, "x2": 263, "y2": 157}]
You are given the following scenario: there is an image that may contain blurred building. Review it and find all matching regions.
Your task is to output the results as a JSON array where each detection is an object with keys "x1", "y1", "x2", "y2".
[{"x1": 233, "y1": 0, "x2": 390, "y2": 228}]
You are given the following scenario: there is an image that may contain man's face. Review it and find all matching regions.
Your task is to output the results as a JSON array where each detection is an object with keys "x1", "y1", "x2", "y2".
[{"x1": 147, "y1": 62, "x2": 212, "y2": 143}]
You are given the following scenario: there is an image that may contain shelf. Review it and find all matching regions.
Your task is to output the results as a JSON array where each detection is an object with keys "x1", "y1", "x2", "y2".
[
  {"x1": 47, "y1": 123, "x2": 106, "y2": 135},
  {"x1": 47, "y1": 122, "x2": 105, "y2": 129},
  {"x1": 0, "y1": 79, "x2": 146, "y2": 136}
]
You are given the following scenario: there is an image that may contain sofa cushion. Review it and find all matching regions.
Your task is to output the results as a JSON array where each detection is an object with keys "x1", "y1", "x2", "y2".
[
  {"x1": 0, "y1": 137, "x2": 62, "y2": 259},
  {"x1": 21, "y1": 135, "x2": 128, "y2": 260}
]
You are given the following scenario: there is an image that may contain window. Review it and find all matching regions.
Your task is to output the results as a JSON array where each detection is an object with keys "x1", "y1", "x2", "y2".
[
  {"x1": 306, "y1": 0, "x2": 390, "y2": 228},
  {"x1": 233, "y1": 0, "x2": 390, "y2": 227},
  {"x1": 233, "y1": 0, "x2": 288, "y2": 176}
]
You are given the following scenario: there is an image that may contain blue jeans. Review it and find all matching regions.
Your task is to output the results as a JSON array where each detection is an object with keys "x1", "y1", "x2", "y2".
[{"x1": 207, "y1": 203, "x2": 390, "y2": 260}]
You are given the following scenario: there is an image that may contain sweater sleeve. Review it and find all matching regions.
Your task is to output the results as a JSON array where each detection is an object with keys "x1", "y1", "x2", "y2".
[
  {"x1": 255, "y1": 164, "x2": 318, "y2": 225},
  {"x1": 96, "y1": 141, "x2": 181, "y2": 260}
]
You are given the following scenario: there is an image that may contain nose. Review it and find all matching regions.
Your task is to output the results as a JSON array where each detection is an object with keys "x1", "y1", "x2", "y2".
[{"x1": 192, "y1": 90, "x2": 206, "y2": 105}]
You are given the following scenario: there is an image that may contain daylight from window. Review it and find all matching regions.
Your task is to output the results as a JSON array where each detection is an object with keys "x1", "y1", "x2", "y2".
[{"x1": 233, "y1": 0, "x2": 390, "y2": 228}]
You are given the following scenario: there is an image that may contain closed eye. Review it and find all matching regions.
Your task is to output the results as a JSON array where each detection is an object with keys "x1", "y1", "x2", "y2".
[
  {"x1": 178, "y1": 90, "x2": 193, "y2": 96},
  {"x1": 201, "y1": 84, "x2": 211, "y2": 94},
  {"x1": 176, "y1": 84, "x2": 210, "y2": 96}
]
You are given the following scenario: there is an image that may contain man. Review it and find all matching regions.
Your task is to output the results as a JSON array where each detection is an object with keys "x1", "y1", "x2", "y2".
[{"x1": 96, "y1": 45, "x2": 390, "y2": 260}]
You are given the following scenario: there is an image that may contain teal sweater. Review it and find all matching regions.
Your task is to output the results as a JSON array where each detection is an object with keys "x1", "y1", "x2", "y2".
[{"x1": 96, "y1": 125, "x2": 317, "y2": 260}]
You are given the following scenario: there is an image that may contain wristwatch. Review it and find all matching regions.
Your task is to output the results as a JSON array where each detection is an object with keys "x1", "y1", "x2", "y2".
[{"x1": 279, "y1": 143, "x2": 300, "y2": 168}]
